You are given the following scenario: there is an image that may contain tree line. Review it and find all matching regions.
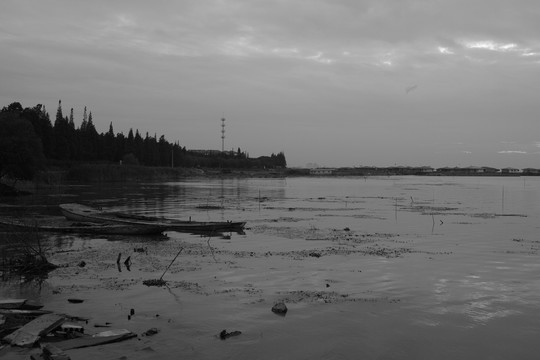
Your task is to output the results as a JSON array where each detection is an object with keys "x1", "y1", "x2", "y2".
[{"x1": 0, "y1": 101, "x2": 286, "y2": 181}]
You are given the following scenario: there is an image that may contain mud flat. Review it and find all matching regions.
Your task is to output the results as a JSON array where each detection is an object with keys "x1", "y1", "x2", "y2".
[{"x1": 0, "y1": 226, "x2": 433, "y2": 360}]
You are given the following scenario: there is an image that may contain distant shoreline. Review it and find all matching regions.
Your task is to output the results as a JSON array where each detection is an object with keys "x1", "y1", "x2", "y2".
[{"x1": 2, "y1": 165, "x2": 536, "y2": 196}]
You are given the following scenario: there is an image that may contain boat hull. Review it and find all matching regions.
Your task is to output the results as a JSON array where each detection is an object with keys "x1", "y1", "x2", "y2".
[
  {"x1": 59, "y1": 203, "x2": 246, "y2": 232},
  {"x1": 0, "y1": 217, "x2": 165, "y2": 235}
]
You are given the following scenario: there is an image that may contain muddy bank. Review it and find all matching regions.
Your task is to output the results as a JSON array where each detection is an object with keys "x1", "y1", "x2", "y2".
[{"x1": 1, "y1": 225, "x2": 429, "y2": 359}]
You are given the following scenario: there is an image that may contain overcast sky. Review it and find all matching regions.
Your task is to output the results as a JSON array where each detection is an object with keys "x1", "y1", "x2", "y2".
[{"x1": 1, "y1": 1, "x2": 539, "y2": 168}]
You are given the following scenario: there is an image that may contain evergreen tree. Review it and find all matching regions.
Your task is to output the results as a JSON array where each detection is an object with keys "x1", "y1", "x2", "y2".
[
  {"x1": 53, "y1": 100, "x2": 71, "y2": 160},
  {"x1": 68, "y1": 108, "x2": 75, "y2": 129},
  {"x1": 0, "y1": 100, "x2": 287, "y2": 170},
  {"x1": 134, "y1": 130, "x2": 143, "y2": 163},
  {"x1": 1, "y1": 102, "x2": 23, "y2": 113},
  {"x1": 80, "y1": 106, "x2": 88, "y2": 132},
  {"x1": 54, "y1": 100, "x2": 63, "y2": 128},
  {"x1": 103, "y1": 122, "x2": 116, "y2": 162}
]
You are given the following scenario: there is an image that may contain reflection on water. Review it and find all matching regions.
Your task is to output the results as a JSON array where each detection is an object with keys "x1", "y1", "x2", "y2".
[{"x1": 2, "y1": 176, "x2": 540, "y2": 359}]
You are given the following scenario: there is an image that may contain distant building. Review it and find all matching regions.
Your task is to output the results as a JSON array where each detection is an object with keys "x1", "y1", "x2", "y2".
[
  {"x1": 482, "y1": 167, "x2": 500, "y2": 174},
  {"x1": 416, "y1": 166, "x2": 435, "y2": 173},
  {"x1": 310, "y1": 168, "x2": 335, "y2": 175},
  {"x1": 501, "y1": 167, "x2": 521, "y2": 174},
  {"x1": 463, "y1": 166, "x2": 484, "y2": 174}
]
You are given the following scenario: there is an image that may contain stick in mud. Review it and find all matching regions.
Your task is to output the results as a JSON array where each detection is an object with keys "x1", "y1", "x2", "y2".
[{"x1": 159, "y1": 247, "x2": 184, "y2": 281}]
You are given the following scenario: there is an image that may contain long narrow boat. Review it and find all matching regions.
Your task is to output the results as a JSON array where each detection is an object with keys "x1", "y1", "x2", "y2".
[
  {"x1": 59, "y1": 203, "x2": 246, "y2": 232},
  {"x1": 0, "y1": 216, "x2": 166, "y2": 235},
  {"x1": 0, "y1": 299, "x2": 43, "y2": 310}
]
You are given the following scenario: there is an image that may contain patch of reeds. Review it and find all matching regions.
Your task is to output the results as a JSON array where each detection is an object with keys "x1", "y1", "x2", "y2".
[{"x1": 0, "y1": 227, "x2": 57, "y2": 280}]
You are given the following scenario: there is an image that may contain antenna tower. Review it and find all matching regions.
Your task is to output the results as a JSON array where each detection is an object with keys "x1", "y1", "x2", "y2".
[{"x1": 221, "y1": 117, "x2": 225, "y2": 152}]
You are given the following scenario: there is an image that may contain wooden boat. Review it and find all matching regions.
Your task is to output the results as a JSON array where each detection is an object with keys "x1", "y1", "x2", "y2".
[
  {"x1": 59, "y1": 203, "x2": 246, "y2": 232},
  {"x1": 0, "y1": 299, "x2": 43, "y2": 310},
  {"x1": 0, "y1": 216, "x2": 166, "y2": 235},
  {"x1": 54, "y1": 329, "x2": 136, "y2": 350}
]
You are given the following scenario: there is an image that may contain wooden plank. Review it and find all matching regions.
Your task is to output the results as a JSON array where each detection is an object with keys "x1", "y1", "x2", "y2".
[
  {"x1": 54, "y1": 331, "x2": 136, "y2": 350},
  {"x1": 0, "y1": 309, "x2": 51, "y2": 316},
  {"x1": 3, "y1": 313, "x2": 65, "y2": 347}
]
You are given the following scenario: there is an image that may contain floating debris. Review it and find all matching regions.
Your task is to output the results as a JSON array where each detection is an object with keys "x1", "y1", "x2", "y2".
[
  {"x1": 67, "y1": 299, "x2": 84, "y2": 304},
  {"x1": 219, "y1": 329, "x2": 241, "y2": 340}
]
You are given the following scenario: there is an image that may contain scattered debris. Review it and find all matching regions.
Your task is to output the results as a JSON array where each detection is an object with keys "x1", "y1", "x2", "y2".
[
  {"x1": 0, "y1": 299, "x2": 136, "y2": 353},
  {"x1": 94, "y1": 323, "x2": 111, "y2": 328},
  {"x1": 59, "y1": 323, "x2": 84, "y2": 336},
  {"x1": 309, "y1": 252, "x2": 321, "y2": 258},
  {"x1": 219, "y1": 329, "x2": 241, "y2": 340},
  {"x1": 3, "y1": 313, "x2": 65, "y2": 347},
  {"x1": 271, "y1": 302, "x2": 288, "y2": 316}
]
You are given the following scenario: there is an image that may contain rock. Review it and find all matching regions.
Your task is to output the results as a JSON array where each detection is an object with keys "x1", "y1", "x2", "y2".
[
  {"x1": 77, "y1": 261, "x2": 86, "y2": 268},
  {"x1": 142, "y1": 328, "x2": 159, "y2": 337},
  {"x1": 271, "y1": 302, "x2": 288, "y2": 315},
  {"x1": 309, "y1": 252, "x2": 321, "y2": 258}
]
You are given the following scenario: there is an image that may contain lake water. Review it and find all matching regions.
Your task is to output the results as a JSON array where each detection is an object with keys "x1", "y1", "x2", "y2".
[{"x1": 2, "y1": 176, "x2": 540, "y2": 359}]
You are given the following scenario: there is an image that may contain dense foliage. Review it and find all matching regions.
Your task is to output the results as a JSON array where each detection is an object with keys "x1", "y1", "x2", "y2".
[{"x1": 0, "y1": 101, "x2": 286, "y2": 181}]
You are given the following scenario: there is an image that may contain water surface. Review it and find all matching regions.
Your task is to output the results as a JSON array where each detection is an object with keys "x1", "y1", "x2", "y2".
[{"x1": 1, "y1": 176, "x2": 540, "y2": 359}]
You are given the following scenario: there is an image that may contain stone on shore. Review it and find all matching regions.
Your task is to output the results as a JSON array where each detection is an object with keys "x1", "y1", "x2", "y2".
[{"x1": 271, "y1": 302, "x2": 288, "y2": 315}]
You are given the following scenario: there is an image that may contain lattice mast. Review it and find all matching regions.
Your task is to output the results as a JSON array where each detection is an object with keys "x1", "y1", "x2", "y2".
[{"x1": 221, "y1": 117, "x2": 225, "y2": 152}]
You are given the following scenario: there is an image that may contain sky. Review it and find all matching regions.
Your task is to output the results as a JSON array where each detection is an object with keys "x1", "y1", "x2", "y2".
[{"x1": 1, "y1": 0, "x2": 540, "y2": 168}]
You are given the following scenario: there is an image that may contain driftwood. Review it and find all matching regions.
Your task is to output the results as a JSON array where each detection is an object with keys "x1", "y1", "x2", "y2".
[{"x1": 54, "y1": 329, "x2": 136, "y2": 350}]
